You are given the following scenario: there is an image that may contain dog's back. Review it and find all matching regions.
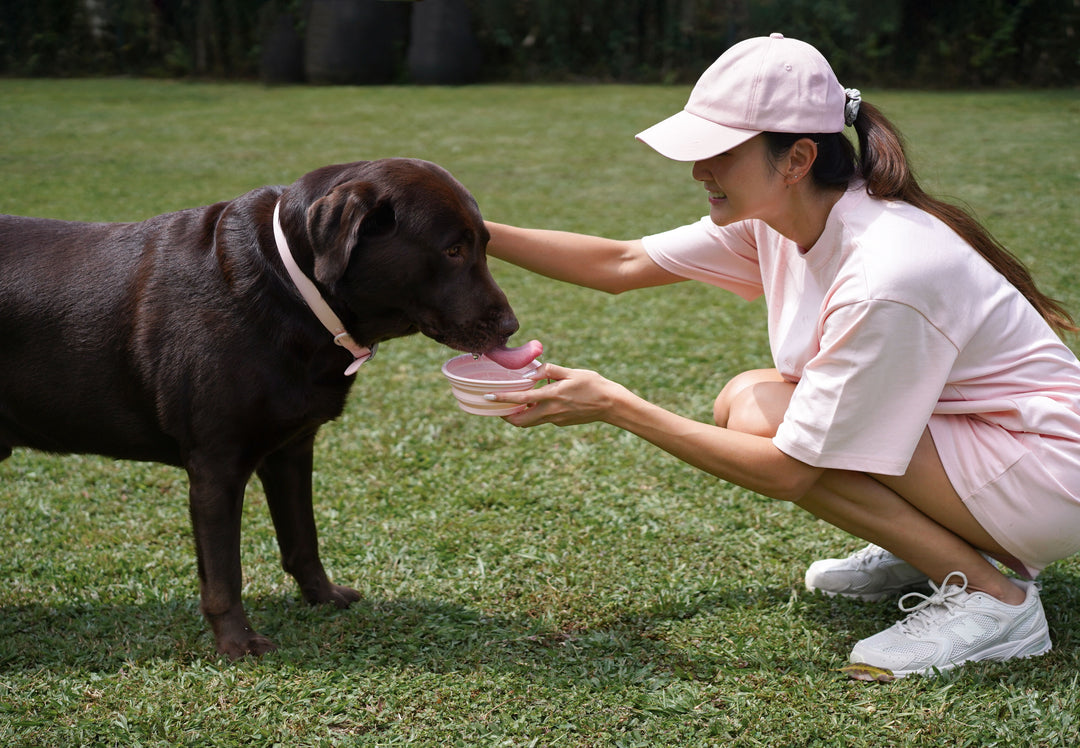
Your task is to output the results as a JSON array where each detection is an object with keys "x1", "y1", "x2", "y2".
[{"x1": 0, "y1": 210, "x2": 232, "y2": 463}]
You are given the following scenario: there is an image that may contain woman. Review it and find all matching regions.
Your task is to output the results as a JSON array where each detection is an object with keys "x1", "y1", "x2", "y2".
[{"x1": 482, "y1": 34, "x2": 1080, "y2": 677}]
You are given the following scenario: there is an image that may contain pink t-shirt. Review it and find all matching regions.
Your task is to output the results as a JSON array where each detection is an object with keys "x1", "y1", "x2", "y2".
[{"x1": 642, "y1": 186, "x2": 1080, "y2": 477}]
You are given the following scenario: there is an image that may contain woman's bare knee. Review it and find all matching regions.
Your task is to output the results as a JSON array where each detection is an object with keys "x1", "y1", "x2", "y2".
[
  {"x1": 714, "y1": 368, "x2": 785, "y2": 427},
  {"x1": 724, "y1": 380, "x2": 797, "y2": 437}
]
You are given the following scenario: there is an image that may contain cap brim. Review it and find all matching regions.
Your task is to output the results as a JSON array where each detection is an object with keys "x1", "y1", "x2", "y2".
[{"x1": 635, "y1": 109, "x2": 760, "y2": 162}]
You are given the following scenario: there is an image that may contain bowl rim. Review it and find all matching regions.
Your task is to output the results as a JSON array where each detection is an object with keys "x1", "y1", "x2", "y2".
[{"x1": 441, "y1": 353, "x2": 539, "y2": 387}]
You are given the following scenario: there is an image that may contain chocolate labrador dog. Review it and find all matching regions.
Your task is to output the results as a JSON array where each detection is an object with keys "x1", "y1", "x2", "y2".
[{"x1": 0, "y1": 159, "x2": 533, "y2": 659}]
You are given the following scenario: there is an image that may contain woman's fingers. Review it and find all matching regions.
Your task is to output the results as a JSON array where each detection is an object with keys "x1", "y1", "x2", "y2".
[
  {"x1": 483, "y1": 363, "x2": 570, "y2": 405},
  {"x1": 481, "y1": 363, "x2": 618, "y2": 428},
  {"x1": 526, "y1": 362, "x2": 572, "y2": 382}
]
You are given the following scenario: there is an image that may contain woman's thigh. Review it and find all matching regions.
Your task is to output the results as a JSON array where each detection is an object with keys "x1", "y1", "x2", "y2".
[
  {"x1": 716, "y1": 369, "x2": 1014, "y2": 558},
  {"x1": 873, "y1": 429, "x2": 1013, "y2": 559}
]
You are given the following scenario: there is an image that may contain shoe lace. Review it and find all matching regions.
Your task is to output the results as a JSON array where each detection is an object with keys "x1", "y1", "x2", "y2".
[
  {"x1": 895, "y1": 571, "x2": 969, "y2": 635},
  {"x1": 851, "y1": 543, "x2": 892, "y2": 568}
]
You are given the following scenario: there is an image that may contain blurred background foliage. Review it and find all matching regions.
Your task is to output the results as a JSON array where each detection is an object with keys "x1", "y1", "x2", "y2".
[{"x1": 0, "y1": 0, "x2": 1077, "y2": 86}]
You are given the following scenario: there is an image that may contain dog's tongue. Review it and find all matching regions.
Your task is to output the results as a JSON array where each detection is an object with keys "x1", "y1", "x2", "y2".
[{"x1": 485, "y1": 339, "x2": 543, "y2": 370}]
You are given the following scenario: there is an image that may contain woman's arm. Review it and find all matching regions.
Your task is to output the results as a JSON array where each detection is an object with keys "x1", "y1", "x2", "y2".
[
  {"x1": 496, "y1": 363, "x2": 823, "y2": 501},
  {"x1": 485, "y1": 221, "x2": 685, "y2": 295}
]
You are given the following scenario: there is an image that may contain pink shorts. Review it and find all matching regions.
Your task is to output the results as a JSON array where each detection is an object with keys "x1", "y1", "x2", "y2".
[{"x1": 929, "y1": 413, "x2": 1080, "y2": 578}]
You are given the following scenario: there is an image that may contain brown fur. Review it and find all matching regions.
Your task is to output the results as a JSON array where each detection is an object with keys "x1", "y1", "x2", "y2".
[{"x1": 0, "y1": 159, "x2": 519, "y2": 658}]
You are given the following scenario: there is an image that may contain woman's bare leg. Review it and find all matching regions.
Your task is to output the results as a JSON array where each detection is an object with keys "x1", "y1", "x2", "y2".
[
  {"x1": 713, "y1": 368, "x2": 789, "y2": 433},
  {"x1": 715, "y1": 369, "x2": 1025, "y2": 604}
]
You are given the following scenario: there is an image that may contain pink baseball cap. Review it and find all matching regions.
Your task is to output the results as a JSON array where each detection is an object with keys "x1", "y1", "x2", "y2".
[{"x1": 636, "y1": 33, "x2": 846, "y2": 162}]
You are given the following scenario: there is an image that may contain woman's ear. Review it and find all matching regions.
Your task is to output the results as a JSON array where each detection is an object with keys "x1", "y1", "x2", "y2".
[{"x1": 786, "y1": 137, "x2": 819, "y2": 185}]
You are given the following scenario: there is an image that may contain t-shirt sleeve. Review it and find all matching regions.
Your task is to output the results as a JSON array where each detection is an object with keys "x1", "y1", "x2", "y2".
[
  {"x1": 641, "y1": 217, "x2": 764, "y2": 300},
  {"x1": 773, "y1": 299, "x2": 959, "y2": 475}
]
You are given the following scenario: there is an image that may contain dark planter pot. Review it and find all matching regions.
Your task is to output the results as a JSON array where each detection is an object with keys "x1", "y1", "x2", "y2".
[
  {"x1": 260, "y1": 12, "x2": 305, "y2": 84},
  {"x1": 407, "y1": 0, "x2": 482, "y2": 84},
  {"x1": 305, "y1": 0, "x2": 411, "y2": 84}
]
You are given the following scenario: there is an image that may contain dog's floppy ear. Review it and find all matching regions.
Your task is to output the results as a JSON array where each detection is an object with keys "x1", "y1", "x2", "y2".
[{"x1": 305, "y1": 180, "x2": 396, "y2": 286}]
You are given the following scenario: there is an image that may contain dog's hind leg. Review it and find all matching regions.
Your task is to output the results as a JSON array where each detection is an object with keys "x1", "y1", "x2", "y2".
[{"x1": 257, "y1": 433, "x2": 361, "y2": 609}]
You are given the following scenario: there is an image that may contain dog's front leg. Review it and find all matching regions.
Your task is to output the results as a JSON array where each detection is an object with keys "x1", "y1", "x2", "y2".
[
  {"x1": 257, "y1": 434, "x2": 361, "y2": 609},
  {"x1": 187, "y1": 459, "x2": 277, "y2": 659}
]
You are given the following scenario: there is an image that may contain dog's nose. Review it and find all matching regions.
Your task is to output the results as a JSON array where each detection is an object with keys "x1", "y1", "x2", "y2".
[{"x1": 496, "y1": 309, "x2": 519, "y2": 338}]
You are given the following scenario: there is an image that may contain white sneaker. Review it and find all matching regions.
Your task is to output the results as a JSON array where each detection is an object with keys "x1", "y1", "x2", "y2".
[
  {"x1": 848, "y1": 571, "x2": 1052, "y2": 678},
  {"x1": 805, "y1": 543, "x2": 930, "y2": 601}
]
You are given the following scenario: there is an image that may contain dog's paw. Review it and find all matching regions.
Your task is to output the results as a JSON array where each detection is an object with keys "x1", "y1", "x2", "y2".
[
  {"x1": 206, "y1": 605, "x2": 279, "y2": 660},
  {"x1": 303, "y1": 582, "x2": 361, "y2": 609},
  {"x1": 324, "y1": 583, "x2": 362, "y2": 609},
  {"x1": 219, "y1": 632, "x2": 278, "y2": 660}
]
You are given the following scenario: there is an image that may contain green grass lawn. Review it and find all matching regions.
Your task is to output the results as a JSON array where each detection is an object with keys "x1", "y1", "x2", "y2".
[{"x1": 1, "y1": 79, "x2": 1079, "y2": 746}]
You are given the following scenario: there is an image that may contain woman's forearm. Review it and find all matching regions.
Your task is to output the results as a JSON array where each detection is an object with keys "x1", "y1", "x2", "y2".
[
  {"x1": 499, "y1": 364, "x2": 822, "y2": 500},
  {"x1": 602, "y1": 384, "x2": 822, "y2": 501},
  {"x1": 484, "y1": 221, "x2": 682, "y2": 294}
]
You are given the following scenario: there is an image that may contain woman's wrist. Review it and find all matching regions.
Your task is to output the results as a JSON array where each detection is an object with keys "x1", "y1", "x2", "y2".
[{"x1": 600, "y1": 381, "x2": 651, "y2": 429}]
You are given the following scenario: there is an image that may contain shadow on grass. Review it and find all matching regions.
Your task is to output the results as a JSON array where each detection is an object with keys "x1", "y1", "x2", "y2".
[
  {"x1": 0, "y1": 584, "x2": 798, "y2": 682},
  {"x1": 4, "y1": 566, "x2": 1077, "y2": 682}
]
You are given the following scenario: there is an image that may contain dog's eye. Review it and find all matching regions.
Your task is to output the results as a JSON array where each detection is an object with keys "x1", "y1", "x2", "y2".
[{"x1": 445, "y1": 244, "x2": 465, "y2": 259}]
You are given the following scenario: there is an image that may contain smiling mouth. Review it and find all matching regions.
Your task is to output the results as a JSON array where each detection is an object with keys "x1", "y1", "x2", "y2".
[{"x1": 707, "y1": 189, "x2": 727, "y2": 200}]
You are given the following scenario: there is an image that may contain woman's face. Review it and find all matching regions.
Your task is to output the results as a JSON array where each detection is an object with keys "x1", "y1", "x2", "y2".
[{"x1": 691, "y1": 135, "x2": 786, "y2": 227}]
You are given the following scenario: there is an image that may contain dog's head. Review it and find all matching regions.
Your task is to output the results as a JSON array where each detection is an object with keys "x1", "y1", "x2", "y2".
[{"x1": 278, "y1": 159, "x2": 518, "y2": 355}]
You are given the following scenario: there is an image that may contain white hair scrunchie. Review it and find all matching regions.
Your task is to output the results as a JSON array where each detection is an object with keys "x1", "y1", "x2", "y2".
[{"x1": 844, "y1": 88, "x2": 862, "y2": 126}]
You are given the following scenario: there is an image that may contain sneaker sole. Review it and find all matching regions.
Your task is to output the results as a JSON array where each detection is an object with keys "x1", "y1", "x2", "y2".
[
  {"x1": 887, "y1": 629, "x2": 1053, "y2": 678},
  {"x1": 806, "y1": 580, "x2": 931, "y2": 603}
]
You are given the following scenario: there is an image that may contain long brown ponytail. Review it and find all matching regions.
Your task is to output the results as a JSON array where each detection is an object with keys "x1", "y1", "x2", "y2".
[{"x1": 766, "y1": 104, "x2": 1077, "y2": 334}]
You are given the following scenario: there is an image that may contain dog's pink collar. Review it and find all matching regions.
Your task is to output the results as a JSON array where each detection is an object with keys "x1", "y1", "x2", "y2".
[{"x1": 272, "y1": 201, "x2": 375, "y2": 375}]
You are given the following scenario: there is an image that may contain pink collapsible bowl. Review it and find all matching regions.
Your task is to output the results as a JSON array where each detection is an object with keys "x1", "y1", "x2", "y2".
[{"x1": 441, "y1": 354, "x2": 539, "y2": 416}]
